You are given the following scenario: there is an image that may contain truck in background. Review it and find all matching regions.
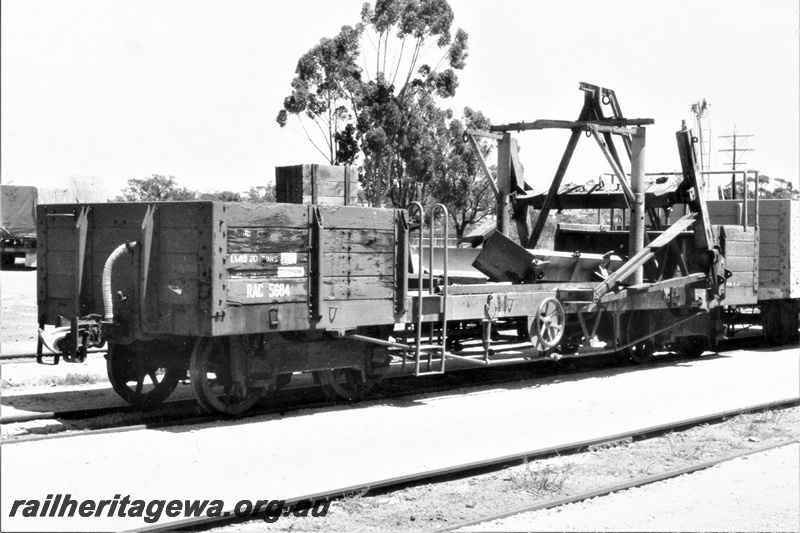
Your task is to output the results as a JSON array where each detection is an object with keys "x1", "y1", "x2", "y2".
[{"x1": 1, "y1": 176, "x2": 107, "y2": 268}]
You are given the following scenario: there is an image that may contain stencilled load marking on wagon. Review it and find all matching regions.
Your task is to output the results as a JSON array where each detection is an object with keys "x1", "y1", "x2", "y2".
[
  {"x1": 226, "y1": 252, "x2": 307, "y2": 279},
  {"x1": 280, "y1": 252, "x2": 298, "y2": 265},
  {"x1": 228, "y1": 252, "x2": 299, "y2": 265},
  {"x1": 277, "y1": 266, "x2": 305, "y2": 277}
]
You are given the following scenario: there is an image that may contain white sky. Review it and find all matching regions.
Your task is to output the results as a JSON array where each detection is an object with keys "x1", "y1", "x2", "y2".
[{"x1": 2, "y1": 0, "x2": 798, "y2": 198}]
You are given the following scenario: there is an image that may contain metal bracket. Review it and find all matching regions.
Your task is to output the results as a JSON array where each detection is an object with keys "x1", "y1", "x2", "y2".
[
  {"x1": 395, "y1": 210, "x2": 409, "y2": 317},
  {"x1": 139, "y1": 205, "x2": 156, "y2": 330},
  {"x1": 74, "y1": 207, "x2": 90, "y2": 318},
  {"x1": 309, "y1": 206, "x2": 323, "y2": 322}
]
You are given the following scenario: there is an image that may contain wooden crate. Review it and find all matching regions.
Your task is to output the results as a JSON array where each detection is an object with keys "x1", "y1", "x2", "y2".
[{"x1": 275, "y1": 164, "x2": 360, "y2": 206}]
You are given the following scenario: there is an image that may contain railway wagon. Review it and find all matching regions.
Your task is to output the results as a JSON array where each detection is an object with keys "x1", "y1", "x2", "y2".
[
  {"x1": 36, "y1": 202, "x2": 406, "y2": 413},
  {"x1": 34, "y1": 83, "x2": 798, "y2": 415},
  {"x1": 704, "y1": 198, "x2": 800, "y2": 344}
]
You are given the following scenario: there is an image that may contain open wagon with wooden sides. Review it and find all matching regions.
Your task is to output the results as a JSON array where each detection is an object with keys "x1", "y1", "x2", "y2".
[
  {"x1": 37, "y1": 201, "x2": 407, "y2": 413},
  {"x1": 704, "y1": 197, "x2": 799, "y2": 344}
]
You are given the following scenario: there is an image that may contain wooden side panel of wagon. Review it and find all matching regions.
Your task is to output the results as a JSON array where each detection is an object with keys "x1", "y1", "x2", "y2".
[
  {"x1": 143, "y1": 203, "x2": 215, "y2": 336},
  {"x1": 210, "y1": 203, "x2": 401, "y2": 335},
  {"x1": 705, "y1": 199, "x2": 799, "y2": 301},
  {"x1": 210, "y1": 202, "x2": 311, "y2": 336},
  {"x1": 317, "y1": 205, "x2": 399, "y2": 331},
  {"x1": 37, "y1": 202, "x2": 215, "y2": 337}
]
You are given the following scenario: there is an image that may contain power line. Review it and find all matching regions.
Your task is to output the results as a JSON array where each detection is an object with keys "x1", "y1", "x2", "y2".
[
  {"x1": 719, "y1": 127, "x2": 753, "y2": 199},
  {"x1": 719, "y1": 129, "x2": 753, "y2": 170}
]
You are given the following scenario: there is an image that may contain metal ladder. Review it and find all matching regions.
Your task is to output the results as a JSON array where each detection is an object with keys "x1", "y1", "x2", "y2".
[{"x1": 408, "y1": 202, "x2": 449, "y2": 376}]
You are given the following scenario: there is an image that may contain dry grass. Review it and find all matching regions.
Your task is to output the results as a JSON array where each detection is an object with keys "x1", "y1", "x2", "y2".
[
  {"x1": 509, "y1": 457, "x2": 576, "y2": 494},
  {"x1": 334, "y1": 489, "x2": 370, "y2": 515},
  {"x1": 730, "y1": 409, "x2": 789, "y2": 440}
]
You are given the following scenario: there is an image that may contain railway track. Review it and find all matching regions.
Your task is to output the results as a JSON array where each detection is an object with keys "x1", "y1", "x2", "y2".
[
  {"x1": 0, "y1": 332, "x2": 773, "y2": 442},
  {"x1": 0, "y1": 349, "x2": 107, "y2": 362},
  {"x1": 0, "y1": 398, "x2": 200, "y2": 425},
  {"x1": 132, "y1": 396, "x2": 800, "y2": 532},
  {"x1": 436, "y1": 437, "x2": 800, "y2": 532},
  {"x1": 0, "y1": 353, "x2": 593, "y2": 443}
]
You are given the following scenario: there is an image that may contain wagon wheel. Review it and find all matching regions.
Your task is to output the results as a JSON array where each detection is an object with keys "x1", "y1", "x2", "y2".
[
  {"x1": 623, "y1": 312, "x2": 656, "y2": 364},
  {"x1": 763, "y1": 301, "x2": 800, "y2": 346},
  {"x1": 2, "y1": 253, "x2": 15, "y2": 268},
  {"x1": 675, "y1": 336, "x2": 708, "y2": 358},
  {"x1": 315, "y1": 368, "x2": 373, "y2": 402},
  {"x1": 106, "y1": 343, "x2": 182, "y2": 411},
  {"x1": 532, "y1": 297, "x2": 565, "y2": 350},
  {"x1": 190, "y1": 337, "x2": 261, "y2": 415}
]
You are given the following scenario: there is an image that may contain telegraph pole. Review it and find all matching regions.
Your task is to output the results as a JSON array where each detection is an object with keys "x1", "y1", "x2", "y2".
[{"x1": 719, "y1": 127, "x2": 753, "y2": 199}]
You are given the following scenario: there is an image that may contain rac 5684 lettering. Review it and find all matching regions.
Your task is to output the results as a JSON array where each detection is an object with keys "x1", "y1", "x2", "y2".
[{"x1": 245, "y1": 283, "x2": 291, "y2": 299}]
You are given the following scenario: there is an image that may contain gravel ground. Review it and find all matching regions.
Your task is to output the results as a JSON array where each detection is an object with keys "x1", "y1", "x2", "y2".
[
  {"x1": 193, "y1": 387, "x2": 800, "y2": 533},
  {"x1": 463, "y1": 442, "x2": 800, "y2": 532},
  {"x1": 0, "y1": 268, "x2": 38, "y2": 356}
]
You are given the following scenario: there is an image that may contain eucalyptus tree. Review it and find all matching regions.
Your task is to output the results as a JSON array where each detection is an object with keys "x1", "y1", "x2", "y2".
[
  {"x1": 277, "y1": 0, "x2": 469, "y2": 208},
  {"x1": 430, "y1": 107, "x2": 496, "y2": 239},
  {"x1": 276, "y1": 24, "x2": 364, "y2": 165}
]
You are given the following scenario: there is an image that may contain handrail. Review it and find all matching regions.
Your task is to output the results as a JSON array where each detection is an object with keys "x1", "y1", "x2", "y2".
[
  {"x1": 408, "y1": 202, "x2": 425, "y2": 375},
  {"x1": 431, "y1": 203, "x2": 449, "y2": 374},
  {"x1": 406, "y1": 202, "x2": 450, "y2": 376}
]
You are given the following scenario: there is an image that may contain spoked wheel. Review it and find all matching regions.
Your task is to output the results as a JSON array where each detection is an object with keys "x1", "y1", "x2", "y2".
[
  {"x1": 623, "y1": 312, "x2": 656, "y2": 364},
  {"x1": 315, "y1": 368, "x2": 373, "y2": 402},
  {"x1": 106, "y1": 343, "x2": 182, "y2": 411},
  {"x1": 190, "y1": 337, "x2": 261, "y2": 415},
  {"x1": 531, "y1": 297, "x2": 565, "y2": 350}
]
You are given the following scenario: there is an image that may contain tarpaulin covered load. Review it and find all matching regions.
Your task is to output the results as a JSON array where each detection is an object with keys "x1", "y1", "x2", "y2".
[{"x1": 0, "y1": 176, "x2": 106, "y2": 239}]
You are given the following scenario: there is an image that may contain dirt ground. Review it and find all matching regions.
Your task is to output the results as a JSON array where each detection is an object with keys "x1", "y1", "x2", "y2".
[
  {"x1": 0, "y1": 267, "x2": 39, "y2": 356},
  {"x1": 199, "y1": 405, "x2": 800, "y2": 532},
  {"x1": 464, "y1": 441, "x2": 800, "y2": 532}
]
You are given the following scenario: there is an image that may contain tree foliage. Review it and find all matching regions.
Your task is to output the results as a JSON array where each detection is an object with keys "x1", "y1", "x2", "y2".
[
  {"x1": 430, "y1": 107, "x2": 495, "y2": 239},
  {"x1": 120, "y1": 175, "x2": 196, "y2": 201},
  {"x1": 276, "y1": 24, "x2": 364, "y2": 164},
  {"x1": 246, "y1": 185, "x2": 276, "y2": 203},
  {"x1": 198, "y1": 190, "x2": 243, "y2": 202},
  {"x1": 722, "y1": 175, "x2": 799, "y2": 200},
  {"x1": 118, "y1": 175, "x2": 277, "y2": 203},
  {"x1": 277, "y1": 0, "x2": 470, "y2": 209}
]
